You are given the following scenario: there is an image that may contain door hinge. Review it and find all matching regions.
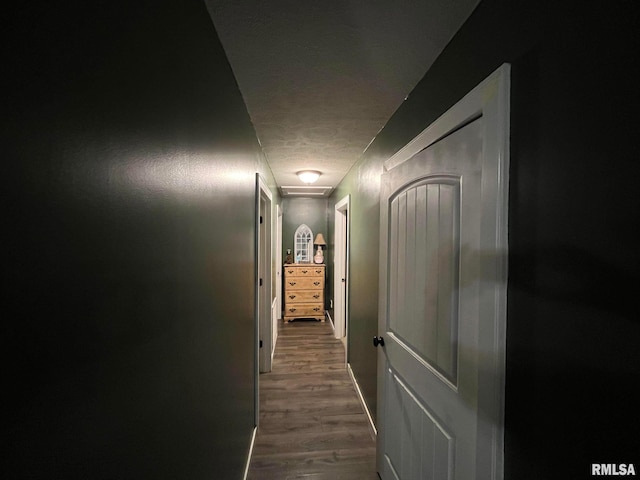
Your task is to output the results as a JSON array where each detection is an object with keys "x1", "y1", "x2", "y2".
[
  {"x1": 260, "y1": 215, "x2": 263, "y2": 224},
  {"x1": 259, "y1": 278, "x2": 263, "y2": 286},
  {"x1": 259, "y1": 340, "x2": 263, "y2": 348}
]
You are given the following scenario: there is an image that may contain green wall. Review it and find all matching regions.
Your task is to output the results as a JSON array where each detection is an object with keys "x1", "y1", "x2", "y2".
[
  {"x1": 282, "y1": 197, "x2": 328, "y2": 263},
  {"x1": 4, "y1": 0, "x2": 277, "y2": 477},
  {"x1": 282, "y1": 197, "x2": 329, "y2": 310},
  {"x1": 328, "y1": 162, "x2": 381, "y2": 421}
]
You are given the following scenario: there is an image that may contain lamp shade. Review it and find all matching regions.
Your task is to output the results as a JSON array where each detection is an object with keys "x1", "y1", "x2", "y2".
[{"x1": 314, "y1": 233, "x2": 326, "y2": 245}]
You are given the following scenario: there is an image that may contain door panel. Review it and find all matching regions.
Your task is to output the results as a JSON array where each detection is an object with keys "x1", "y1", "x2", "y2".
[
  {"x1": 377, "y1": 64, "x2": 509, "y2": 480},
  {"x1": 388, "y1": 178, "x2": 461, "y2": 383},
  {"x1": 384, "y1": 368, "x2": 454, "y2": 480}
]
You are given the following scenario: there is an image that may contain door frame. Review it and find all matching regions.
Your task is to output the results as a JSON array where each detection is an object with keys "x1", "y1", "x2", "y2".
[
  {"x1": 333, "y1": 195, "x2": 350, "y2": 350},
  {"x1": 275, "y1": 203, "x2": 283, "y2": 336},
  {"x1": 377, "y1": 64, "x2": 510, "y2": 479},
  {"x1": 256, "y1": 174, "x2": 273, "y2": 382}
]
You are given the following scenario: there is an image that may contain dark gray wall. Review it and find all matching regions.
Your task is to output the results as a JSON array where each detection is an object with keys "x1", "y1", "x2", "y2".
[
  {"x1": 330, "y1": 0, "x2": 640, "y2": 477},
  {"x1": 3, "y1": 0, "x2": 277, "y2": 478}
]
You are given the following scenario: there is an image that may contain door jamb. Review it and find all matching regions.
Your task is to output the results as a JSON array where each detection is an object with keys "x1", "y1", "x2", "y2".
[
  {"x1": 274, "y1": 204, "x2": 283, "y2": 351},
  {"x1": 255, "y1": 174, "x2": 273, "y2": 428},
  {"x1": 334, "y1": 195, "x2": 350, "y2": 355}
]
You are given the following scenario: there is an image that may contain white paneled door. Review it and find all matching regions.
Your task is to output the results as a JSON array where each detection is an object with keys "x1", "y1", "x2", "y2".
[{"x1": 376, "y1": 65, "x2": 510, "y2": 480}]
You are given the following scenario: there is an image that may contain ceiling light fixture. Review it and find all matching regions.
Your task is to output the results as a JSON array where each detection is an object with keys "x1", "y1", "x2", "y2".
[{"x1": 297, "y1": 170, "x2": 321, "y2": 184}]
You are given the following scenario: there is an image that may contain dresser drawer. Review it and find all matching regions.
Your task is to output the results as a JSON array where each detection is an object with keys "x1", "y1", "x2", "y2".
[
  {"x1": 284, "y1": 265, "x2": 325, "y2": 277},
  {"x1": 285, "y1": 276, "x2": 324, "y2": 290},
  {"x1": 285, "y1": 290, "x2": 322, "y2": 303},
  {"x1": 284, "y1": 303, "x2": 324, "y2": 317}
]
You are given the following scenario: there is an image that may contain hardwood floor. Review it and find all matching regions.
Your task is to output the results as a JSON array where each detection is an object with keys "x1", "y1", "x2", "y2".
[{"x1": 248, "y1": 319, "x2": 379, "y2": 480}]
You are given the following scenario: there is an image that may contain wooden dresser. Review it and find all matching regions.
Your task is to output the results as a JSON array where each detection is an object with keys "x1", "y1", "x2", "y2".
[{"x1": 283, "y1": 264, "x2": 325, "y2": 322}]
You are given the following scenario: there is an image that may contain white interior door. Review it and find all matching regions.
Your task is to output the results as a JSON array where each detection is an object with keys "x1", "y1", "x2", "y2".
[{"x1": 376, "y1": 65, "x2": 509, "y2": 480}]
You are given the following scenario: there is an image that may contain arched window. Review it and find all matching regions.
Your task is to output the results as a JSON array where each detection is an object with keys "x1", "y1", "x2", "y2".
[{"x1": 294, "y1": 224, "x2": 313, "y2": 263}]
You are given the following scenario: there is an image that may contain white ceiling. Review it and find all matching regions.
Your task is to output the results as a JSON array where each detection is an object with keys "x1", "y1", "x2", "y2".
[{"x1": 205, "y1": 0, "x2": 480, "y2": 196}]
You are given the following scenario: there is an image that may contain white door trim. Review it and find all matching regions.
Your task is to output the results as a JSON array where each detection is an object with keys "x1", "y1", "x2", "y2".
[
  {"x1": 334, "y1": 195, "x2": 350, "y2": 349},
  {"x1": 242, "y1": 426, "x2": 257, "y2": 480},
  {"x1": 256, "y1": 174, "x2": 273, "y2": 385},
  {"x1": 274, "y1": 204, "x2": 283, "y2": 358},
  {"x1": 377, "y1": 63, "x2": 509, "y2": 479}
]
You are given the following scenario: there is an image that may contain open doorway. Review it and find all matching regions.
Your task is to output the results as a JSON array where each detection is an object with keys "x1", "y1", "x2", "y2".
[
  {"x1": 333, "y1": 195, "x2": 350, "y2": 360},
  {"x1": 275, "y1": 204, "x2": 282, "y2": 338},
  {"x1": 255, "y1": 174, "x2": 273, "y2": 379}
]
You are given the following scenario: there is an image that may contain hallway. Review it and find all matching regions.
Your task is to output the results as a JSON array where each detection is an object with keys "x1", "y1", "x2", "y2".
[{"x1": 248, "y1": 320, "x2": 378, "y2": 479}]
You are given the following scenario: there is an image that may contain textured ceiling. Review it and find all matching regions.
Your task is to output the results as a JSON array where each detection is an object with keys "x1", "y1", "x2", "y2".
[{"x1": 206, "y1": 0, "x2": 480, "y2": 196}]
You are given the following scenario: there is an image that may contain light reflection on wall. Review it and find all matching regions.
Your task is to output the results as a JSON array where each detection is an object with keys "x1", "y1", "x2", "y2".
[{"x1": 114, "y1": 151, "x2": 255, "y2": 198}]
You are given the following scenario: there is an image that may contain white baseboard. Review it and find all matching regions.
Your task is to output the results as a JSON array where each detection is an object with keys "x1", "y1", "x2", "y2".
[
  {"x1": 326, "y1": 310, "x2": 335, "y2": 332},
  {"x1": 347, "y1": 363, "x2": 377, "y2": 441},
  {"x1": 271, "y1": 297, "x2": 278, "y2": 364},
  {"x1": 242, "y1": 426, "x2": 257, "y2": 480}
]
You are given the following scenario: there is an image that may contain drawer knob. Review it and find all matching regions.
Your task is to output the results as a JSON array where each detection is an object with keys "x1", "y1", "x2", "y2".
[
  {"x1": 302, "y1": 269, "x2": 308, "y2": 274},
  {"x1": 313, "y1": 281, "x2": 320, "y2": 286},
  {"x1": 289, "y1": 281, "x2": 296, "y2": 286},
  {"x1": 313, "y1": 307, "x2": 320, "y2": 311},
  {"x1": 289, "y1": 308, "x2": 297, "y2": 312},
  {"x1": 315, "y1": 270, "x2": 322, "y2": 274},
  {"x1": 313, "y1": 294, "x2": 319, "y2": 299},
  {"x1": 289, "y1": 295, "x2": 296, "y2": 299}
]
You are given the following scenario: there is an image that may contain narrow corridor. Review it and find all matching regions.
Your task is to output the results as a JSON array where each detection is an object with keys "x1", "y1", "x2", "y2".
[{"x1": 248, "y1": 320, "x2": 378, "y2": 479}]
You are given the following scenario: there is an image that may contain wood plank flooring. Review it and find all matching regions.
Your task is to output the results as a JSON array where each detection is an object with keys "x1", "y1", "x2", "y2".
[{"x1": 248, "y1": 319, "x2": 379, "y2": 480}]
